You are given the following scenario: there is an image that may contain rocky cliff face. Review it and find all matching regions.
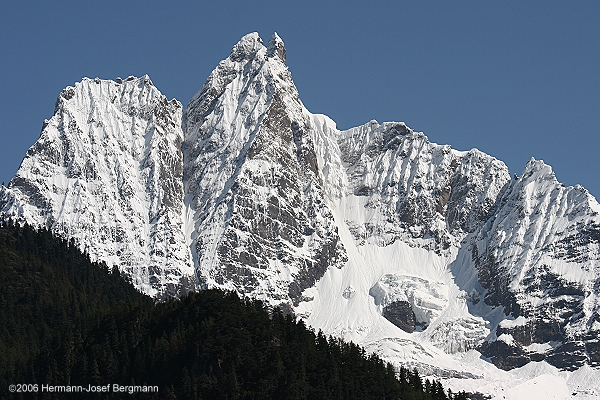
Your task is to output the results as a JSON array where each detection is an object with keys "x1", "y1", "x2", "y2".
[
  {"x1": 468, "y1": 159, "x2": 600, "y2": 370},
  {"x1": 335, "y1": 120, "x2": 511, "y2": 252},
  {"x1": 0, "y1": 76, "x2": 194, "y2": 299},
  {"x1": 2, "y1": 32, "x2": 600, "y2": 390},
  {"x1": 184, "y1": 32, "x2": 346, "y2": 308}
]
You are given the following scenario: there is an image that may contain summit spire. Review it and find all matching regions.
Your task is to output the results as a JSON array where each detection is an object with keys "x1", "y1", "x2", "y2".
[
  {"x1": 267, "y1": 32, "x2": 286, "y2": 64},
  {"x1": 229, "y1": 32, "x2": 265, "y2": 62}
]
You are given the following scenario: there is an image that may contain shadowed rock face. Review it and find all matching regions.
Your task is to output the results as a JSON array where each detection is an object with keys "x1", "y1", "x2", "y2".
[
  {"x1": 478, "y1": 341, "x2": 530, "y2": 370},
  {"x1": 479, "y1": 334, "x2": 596, "y2": 372},
  {"x1": 184, "y1": 32, "x2": 346, "y2": 309},
  {"x1": 382, "y1": 301, "x2": 416, "y2": 333}
]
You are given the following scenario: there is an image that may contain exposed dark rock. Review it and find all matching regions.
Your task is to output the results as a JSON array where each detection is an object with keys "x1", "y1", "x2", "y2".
[
  {"x1": 382, "y1": 123, "x2": 410, "y2": 151},
  {"x1": 552, "y1": 222, "x2": 600, "y2": 263},
  {"x1": 382, "y1": 301, "x2": 416, "y2": 333},
  {"x1": 289, "y1": 235, "x2": 347, "y2": 305},
  {"x1": 435, "y1": 185, "x2": 452, "y2": 216},
  {"x1": 446, "y1": 154, "x2": 507, "y2": 235},
  {"x1": 464, "y1": 393, "x2": 492, "y2": 400},
  {"x1": 158, "y1": 275, "x2": 196, "y2": 301},
  {"x1": 267, "y1": 33, "x2": 286, "y2": 64},
  {"x1": 60, "y1": 86, "x2": 75, "y2": 101},
  {"x1": 585, "y1": 339, "x2": 600, "y2": 367},
  {"x1": 291, "y1": 120, "x2": 318, "y2": 175},
  {"x1": 496, "y1": 316, "x2": 565, "y2": 346},
  {"x1": 476, "y1": 254, "x2": 593, "y2": 370},
  {"x1": 471, "y1": 245, "x2": 521, "y2": 317},
  {"x1": 355, "y1": 186, "x2": 371, "y2": 196},
  {"x1": 478, "y1": 341, "x2": 529, "y2": 370},
  {"x1": 9, "y1": 177, "x2": 52, "y2": 211},
  {"x1": 546, "y1": 341, "x2": 588, "y2": 371}
]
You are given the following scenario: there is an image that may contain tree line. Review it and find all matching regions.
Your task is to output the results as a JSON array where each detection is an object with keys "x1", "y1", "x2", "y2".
[{"x1": 0, "y1": 222, "x2": 470, "y2": 399}]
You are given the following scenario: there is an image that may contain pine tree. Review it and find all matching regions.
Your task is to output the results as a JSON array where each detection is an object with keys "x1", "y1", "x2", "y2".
[{"x1": 410, "y1": 368, "x2": 423, "y2": 391}]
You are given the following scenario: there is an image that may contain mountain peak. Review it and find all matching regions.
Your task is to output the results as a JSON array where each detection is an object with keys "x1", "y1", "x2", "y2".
[
  {"x1": 520, "y1": 157, "x2": 556, "y2": 182},
  {"x1": 230, "y1": 32, "x2": 265, "y2": 62},
  {"x1": 267, "y1": 32, "x2": 286, "y2": 64}
]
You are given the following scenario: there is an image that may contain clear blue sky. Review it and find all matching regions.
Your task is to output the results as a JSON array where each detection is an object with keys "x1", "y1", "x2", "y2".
[{"x1": 1, "y1": 1, "x2": 599, "y2": 198}]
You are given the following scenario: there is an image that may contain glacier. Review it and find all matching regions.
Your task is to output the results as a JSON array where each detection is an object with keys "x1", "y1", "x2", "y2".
[{"x1": 1, "y1": 32, "x2": 600, "y2": 398}]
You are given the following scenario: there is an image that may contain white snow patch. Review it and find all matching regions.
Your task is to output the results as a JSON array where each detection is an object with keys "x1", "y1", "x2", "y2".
[
  {"x1": 499, "y1": 315, "x2": 529, "y2": 329},
  {"x1": 567, "y1": 364, "x2": 600, "y2": 398},
  {"x1": 494, "y1": 374, "x2": 571, "y2": 400},
  {"x1": 497, "y1": 333, "x2": 516, "y2": 346},
  {"x1": 524, "y1": 342, "x2": 558, "y2": 354}
]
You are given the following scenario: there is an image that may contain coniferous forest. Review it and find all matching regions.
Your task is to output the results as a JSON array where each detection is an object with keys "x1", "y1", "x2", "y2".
[{"x1": 0, "y1": 223, "x2": 471, "y2": 399}]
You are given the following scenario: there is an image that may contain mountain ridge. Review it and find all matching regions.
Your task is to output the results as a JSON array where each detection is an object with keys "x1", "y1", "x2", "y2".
[{"x1": 1, "y1": 32, "x2": 599, "y2": 397}]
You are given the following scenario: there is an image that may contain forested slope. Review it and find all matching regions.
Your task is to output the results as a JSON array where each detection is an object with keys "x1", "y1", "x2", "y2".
[{"x1": 0, "y1": 223, "x2": 467, "y2": 399}]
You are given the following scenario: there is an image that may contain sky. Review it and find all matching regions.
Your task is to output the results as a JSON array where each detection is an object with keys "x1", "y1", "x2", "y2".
[{"x1": 1, "y1": 1, "x2": 598, "y2": 198}]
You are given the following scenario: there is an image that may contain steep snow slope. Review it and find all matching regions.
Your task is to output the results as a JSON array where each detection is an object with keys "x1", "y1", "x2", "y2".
[
  {"x1": 0, "y1": 76, "x2": 194, "y2": 298},
  {"x1": 297, "y1": 122, "x2": 508, "y2": 384}
]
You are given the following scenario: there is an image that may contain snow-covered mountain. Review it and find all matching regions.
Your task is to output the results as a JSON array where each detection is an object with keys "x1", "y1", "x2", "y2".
[
  {"x1": 2, "y1": 32, "x2": 599, "y2": 398},
  {"x1": 184, "y1": 33, "x2": 346, "y2": 310},
  {"x1": 0, "y1": 75, "x2": 194, "y2": 299}
]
